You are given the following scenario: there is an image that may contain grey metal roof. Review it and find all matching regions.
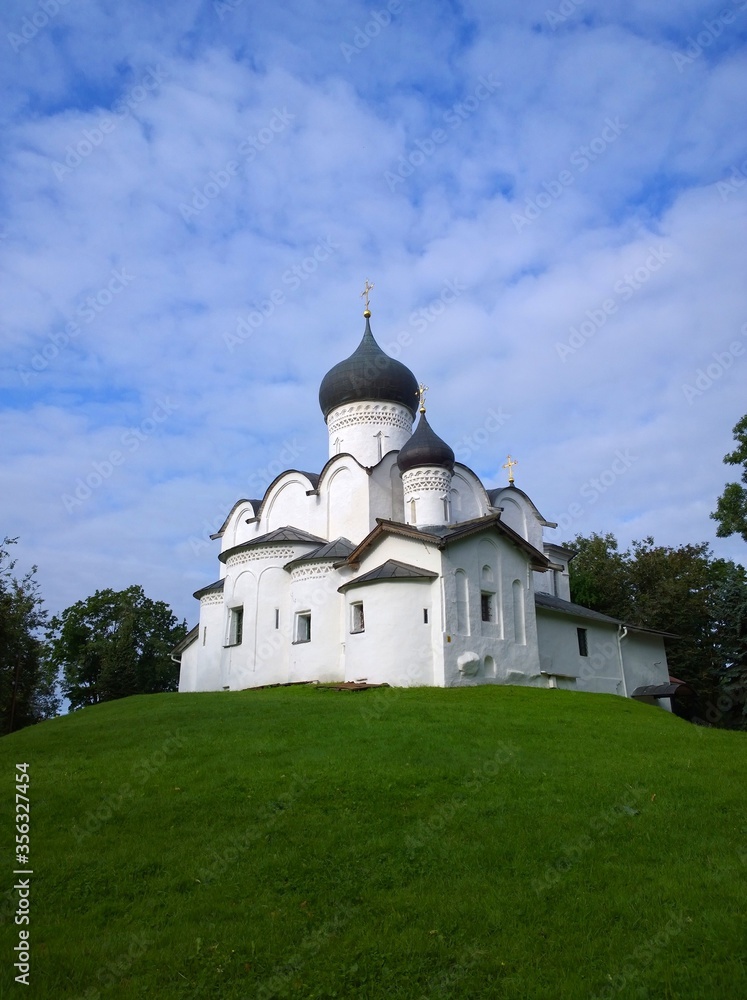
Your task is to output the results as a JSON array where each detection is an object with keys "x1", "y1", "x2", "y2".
[
  {"x1": 338, "y1": 558, "x2": 438, "y2": 592},
  {"x1": 219, "y1": 526, "x2": 327, "y2": 563},
  {"x1": 397, "y1": 410, "x2": 454, "y2": 473},
  {"x1": 210, "y1": 498, "x2": 263, "y2": 539},
  {"x1": 171, "y1": 623, "x2": 199, "y2": 657},
  {"x1": 534, "y1": 592, "x2": 623, "y2": 624},
  {"x1": 284, "y1": 536, "x2": 356, "y2": 570},
  {"x1": 318, "y1": 316, "x2": 419, "y2": 418},
  {"x1": 534, "y1": 593, "x2": 679, "y2": 637},
  {"x1": 193, "y1": 578, "x2": 225, "y2": 600},
  {"x1": 632, "y1": 683, "x2": 682, "y2": 698}
]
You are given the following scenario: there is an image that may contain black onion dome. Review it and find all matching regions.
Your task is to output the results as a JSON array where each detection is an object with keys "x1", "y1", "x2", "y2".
[
  {"x1": 319, "y1": 316, "x2": 419, "y2": 419},
  {"x1": 397, "y1": 411, "x2": 455, "y2": 473}
]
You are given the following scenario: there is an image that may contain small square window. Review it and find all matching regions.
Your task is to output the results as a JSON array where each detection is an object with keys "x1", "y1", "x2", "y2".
[
  {"x1": 577, "y1": 627, "x2": 588, "y2": 657},
  {"x1": 295, "y1": 612, "x2": 311, "y2": 643},
  {"x1": 481, "y1": 592, "x2": 494, "y2": 623},
  {"x1": 350, "y1": 602, "x2": 365, "y2": 633},
  {"x1": 227, "y1": 607, "x2": 243, "y2": 646}
]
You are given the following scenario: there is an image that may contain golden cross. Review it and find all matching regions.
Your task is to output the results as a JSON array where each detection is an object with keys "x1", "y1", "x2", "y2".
[
  {"x1": 361, "y1": 279, "x2": 374, "y2": 313},
  {"x1": 417, "y1": 383, "x2": 429, "y2": 413},
  {"x1": 502, "y1": 454, "x2": 517, "y2": 484}
]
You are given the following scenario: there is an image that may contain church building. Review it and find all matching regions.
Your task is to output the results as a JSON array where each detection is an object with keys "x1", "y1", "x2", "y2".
[{"x1": 175, "y1": 290, "x2": 671, "y2": 698}]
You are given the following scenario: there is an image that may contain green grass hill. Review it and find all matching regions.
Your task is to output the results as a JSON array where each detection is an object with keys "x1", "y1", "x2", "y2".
[{"x1": 2, "y1": 685, "x2": 746, "y2": 999}]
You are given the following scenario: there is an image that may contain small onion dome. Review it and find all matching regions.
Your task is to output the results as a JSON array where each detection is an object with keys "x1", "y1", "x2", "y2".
[
  {"x1": 397, "y1": 410, "x2": 455, "y2": 473},
  {"x1": 319, "y1": 316, "x2": 419, "y2": 419}
]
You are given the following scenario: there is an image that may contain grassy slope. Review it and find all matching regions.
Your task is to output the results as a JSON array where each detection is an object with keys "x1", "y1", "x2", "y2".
[{"x1": 1, "y1": 685, "x2": 746, "y2": 999}]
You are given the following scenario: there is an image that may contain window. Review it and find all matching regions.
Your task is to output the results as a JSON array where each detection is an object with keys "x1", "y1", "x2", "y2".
[
  {"x1": 442, "y1": 496, "x2": 450, "y2": 521},
  {"x1": 481, "y1": 592, "x2": 494, "y2": 623},
  {"x1": 409, "y1": 498, "x2": 417, "y2": 523},
  {"x1": 202, "y1": 626, "x2": 207, "y2": 646},
  {"x1": 423, "y1": 608, "x2": 429, "y2": 624},
  {"x1": 577, "y1": 627, "x2": 588, "y2": 657},
  {"x1": 227, "y1": 607, "x2": 244, "y2": 646},
  {"x1": 294, "y1": 612, "x2": 311, "y2": 643},
  {"x1": 274, "y1": 608, "x2": 280, "y2": 630},
  {"x1": 456, "y1": 570, "x2": 469, "y2": 635},
  {"x1": 350, "y1": 602, "x2": 365, "y2": 633}
]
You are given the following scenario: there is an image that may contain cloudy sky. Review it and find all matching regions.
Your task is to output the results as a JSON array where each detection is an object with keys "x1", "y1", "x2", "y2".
[{"x1": 2, "y1": 0, "x2": 746, "y2": 625}]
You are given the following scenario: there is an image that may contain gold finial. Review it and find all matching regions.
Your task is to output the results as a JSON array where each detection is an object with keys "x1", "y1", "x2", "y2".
[
  {"x1": 502, "y1": 454, "x2": 518, "y2": 484},
  {"x1": 361, "y1": 279, "x2": 374, "y2": 317},
  {"x1": 417, "y1": 382, "x2": 429, "y2": 413}
]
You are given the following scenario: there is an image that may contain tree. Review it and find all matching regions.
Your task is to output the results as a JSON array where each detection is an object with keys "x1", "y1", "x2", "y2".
[
  {"x1": 48, "y1": 586, "x2": 188, "y2": 711},
  {"x1": 712, "y1": 413, "x2": 747, "y2": 542},
  {"x1": 0, "y1": 537, "x2": 59, "y2": 734},
  {"x1": 564, "y1": 532, "x2": 747, "y2": 727}
]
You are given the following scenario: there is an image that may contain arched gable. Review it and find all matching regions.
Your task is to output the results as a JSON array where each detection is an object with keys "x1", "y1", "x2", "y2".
[{"x1": 450, "y1": 464, "x2": 492, "y2": 523}]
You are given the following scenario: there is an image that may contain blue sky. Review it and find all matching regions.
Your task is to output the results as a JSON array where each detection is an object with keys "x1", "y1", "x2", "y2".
[{"x1": 2, "y1": 0, "x2": 746, "y2": 624}]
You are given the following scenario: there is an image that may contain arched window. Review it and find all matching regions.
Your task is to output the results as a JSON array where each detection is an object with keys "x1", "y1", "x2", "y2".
[
  {"x1": 409, "y1": 498, "x2": 417, "y2": 523},
  {"x1": 455, "y1": 570, "x2": 469, "y2": 635},
  {"x1": 482, "y1": 564, "x2": 494, "y2": 584}
]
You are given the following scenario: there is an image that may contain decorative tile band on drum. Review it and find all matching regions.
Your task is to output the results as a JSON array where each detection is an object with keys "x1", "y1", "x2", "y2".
[
  {"x1": 290, "y1": 562, "x2": 335, "y2": 583},
  {"x1": 200, "y1": 593, "x2": 224, "y2": 607},
  {"x1": 402, "y1": 467, "x2": 452, "y2": 493},
  {"x1": 327, "y1": 401, "x2": 413, "y2": 435},
  {"x1": 226, "y1": 546, "x2": 295, "y2": 567}
]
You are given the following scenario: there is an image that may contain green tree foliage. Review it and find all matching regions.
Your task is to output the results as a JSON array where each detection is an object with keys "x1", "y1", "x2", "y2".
[
  {"x1": 564, "y1": 532, "x2": 747, "y2": 728},
  {"x1": 0, "y1": 537, "x2": 59, "y2": 734},
  {"x1": 711, "y1": 413, "x2": 747, "y2": 542},
  {"x1": 48, "y1": 586, "x2": 188, "y2": 711}
]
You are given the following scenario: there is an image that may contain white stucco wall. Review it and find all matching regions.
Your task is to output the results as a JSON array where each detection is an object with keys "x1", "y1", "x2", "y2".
[
  {"x1": 620, "y1": 630, "x2": 669, "y2": 693},
  {"x1": 535, "y1": 610, "x2": 624, "y2": 695},
  {"x1": 342, "y1": 579, "x2": 438, "y2": 686},
  {"x1": 288, "y1": 562, "x2": 345, "y2": 683},
  {"x1": 441, "y1": 533, "x2": 541, "y2": 687},
  {"x1": 326, "y1": 401, "x2": 413, "y2": 465}
]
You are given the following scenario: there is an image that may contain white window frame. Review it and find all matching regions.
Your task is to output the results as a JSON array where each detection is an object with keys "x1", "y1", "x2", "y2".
[
  {"x1": 350, "y1": 601, "x2": 365, "y2": 634},
  {"x1": 226, "y1": 606, "x2": 244, "y2": 646},
  {"x1": 294, "y1": 611, "x2": 311, "y2": 644}
]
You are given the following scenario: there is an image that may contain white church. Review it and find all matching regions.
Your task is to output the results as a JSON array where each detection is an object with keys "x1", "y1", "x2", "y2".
[{"x1": 176, "y1": 292, "x2": 671, "y2": 699}]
